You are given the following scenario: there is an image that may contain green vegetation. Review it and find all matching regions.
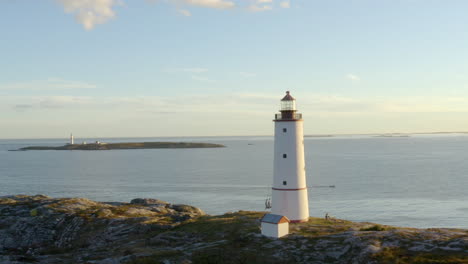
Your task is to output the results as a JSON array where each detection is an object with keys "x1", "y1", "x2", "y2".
[
  {"x1": 372, "y1": 247, "x2": 468, "y2": 264},
  {"x1": 360, "y1": 224, "x2": 389, "y2": 231},
  {"x1": 175, "y1": 211, "x2": 263, "y2": 241},
  {"x1": 291, "y1": 217, "x2": 356, "y2": 237}
]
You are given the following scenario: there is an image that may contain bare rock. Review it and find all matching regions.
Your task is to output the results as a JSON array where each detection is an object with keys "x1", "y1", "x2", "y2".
[
  {"x1": 130, "y1": 198, "x2": 169, "y2": 206},
  {"x1": 170, "y1": 204, "x2": 205, "y2": 216},
  {"x1": 123, "y1": 208, "x2": 157, "y2": 217}
]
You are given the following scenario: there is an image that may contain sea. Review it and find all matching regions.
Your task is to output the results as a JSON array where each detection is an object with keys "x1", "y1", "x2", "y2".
[{"x1": 1, "y1": 135, "x2": 467, "y2": 229}]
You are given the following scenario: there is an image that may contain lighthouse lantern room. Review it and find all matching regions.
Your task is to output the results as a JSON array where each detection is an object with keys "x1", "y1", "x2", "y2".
[{"x1": 271, "y1": 91, "x2": 309, "y2": 223}]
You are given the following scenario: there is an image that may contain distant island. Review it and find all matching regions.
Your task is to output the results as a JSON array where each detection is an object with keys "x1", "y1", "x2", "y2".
[
  {"x1": 13, "y1": 141, "x2": 225, "y2": 151},
  {"x1": 374, "y1": 133, "x2": 410, "y2": 138}
]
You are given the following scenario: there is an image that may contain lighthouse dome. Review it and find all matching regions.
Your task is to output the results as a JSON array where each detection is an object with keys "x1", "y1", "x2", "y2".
[{"x1": 280, "y1": 91, "x2": 296, "y2": 111}]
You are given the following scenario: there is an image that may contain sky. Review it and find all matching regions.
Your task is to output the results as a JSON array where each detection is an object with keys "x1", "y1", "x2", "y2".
[{"x1": 1, "y1": 0, "x2": 468, "y2": 139}]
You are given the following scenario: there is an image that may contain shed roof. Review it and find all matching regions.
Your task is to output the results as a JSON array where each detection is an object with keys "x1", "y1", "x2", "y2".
[{"x1": 261, "y1": 214, "x2": 290, "y2": 224}]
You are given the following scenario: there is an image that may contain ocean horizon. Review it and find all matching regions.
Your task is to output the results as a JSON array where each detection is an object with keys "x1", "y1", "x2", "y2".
[{"x1": 1, "y1": 134, "x2": 467, "y2": 229}]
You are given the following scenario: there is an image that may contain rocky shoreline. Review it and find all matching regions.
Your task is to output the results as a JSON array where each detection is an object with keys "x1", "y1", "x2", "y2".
[{"x1": 0, "y1": 195, "x2": 466, "y2": 263}]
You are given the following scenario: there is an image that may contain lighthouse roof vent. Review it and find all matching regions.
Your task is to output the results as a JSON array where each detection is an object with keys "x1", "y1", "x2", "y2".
[{"x1": 281, "y1": 91, "x2": 295, "y2": 101}]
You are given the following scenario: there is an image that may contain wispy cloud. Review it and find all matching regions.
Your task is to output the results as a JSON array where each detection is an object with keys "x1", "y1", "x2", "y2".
[
  {"x1": 13, "y1": 104, "x2": 34, "y2": 112},
  {"x1": 0, "y1": 78, "x2": 97, "y2": 90},
  {"x1": 38, "y1": 96, "x2": 95, "y2": 109},
  {"x1": 239, "y1": 72, "x2": 257, "y2": 78},
  {"x1": 178, "y1": 0, "x2": 235, "y2": 9},
  {"x1": 248, "y1": 4, "x2": 272, "y2": 12},
  {"x1": 9, "y1": 93, "x2": 468, "y2": 114},
  {"x1": 55, "y1": 0, "x2": 292, "y2": 29},
  {"x1": 177, "y1": 9, "x2": 192, "y2": 16},
  {"x1": 56, "y1": 0, "x2": 122, "y2": 30},
  {"x1": 5, "y1": 93, "x2": 468, "y2": 138},
  {"x1": 247, "y1": 0, "x2": 274, "y2": 12},
  {"x1": 191, "y1": 75, "x2": 215, "y2": 82},
  {"x1": 346, "y1": 74, "x2": 361, "y2": 81},
  {"x1": 163, "y1": 67, "x2": 214, "y2": 82},
  {"x1": 164, "y1": 68, "x2": 209, "y2": 73},
  {"x1": 279, "y1": 1, "x2": 290, "y2": 8}
]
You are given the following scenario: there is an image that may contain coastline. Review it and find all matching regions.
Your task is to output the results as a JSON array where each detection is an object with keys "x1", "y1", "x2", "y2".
[{"x1": 1, "y1": 195, "x2": 466, "y2": 264}]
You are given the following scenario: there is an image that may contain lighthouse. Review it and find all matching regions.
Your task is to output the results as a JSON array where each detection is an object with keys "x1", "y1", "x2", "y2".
[
  {"x1": 271, "y1": 91, "x2": 309, "y2": 222},
  {"x1": 70, "y1": 133, "x2": 74, "y2": 145}
]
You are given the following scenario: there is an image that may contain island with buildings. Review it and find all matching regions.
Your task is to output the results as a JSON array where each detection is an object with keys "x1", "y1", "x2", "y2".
[{"x1": 14, "y1": 141, "x2": 225, "y2": 151}]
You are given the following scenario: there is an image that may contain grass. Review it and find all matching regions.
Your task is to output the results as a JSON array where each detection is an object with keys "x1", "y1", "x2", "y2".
[
  {"x1": 292, "y1": 217, "x2": 356, "y2": 237},
  {"x1": 174, "y1": 211, "x2": 263, "y2": 240},
  {"x1": 372, "y1": 247, "x2": 468, "y2": 264},
  {"x1": 360, "y1": 224, "x2": 389, "y2": 231}
]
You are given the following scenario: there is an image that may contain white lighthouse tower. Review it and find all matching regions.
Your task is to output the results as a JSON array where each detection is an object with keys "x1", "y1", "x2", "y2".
[
  {"x1": 70, "y1": 133, "x2": 74, "y2": 145},
  {"x1": 271, "y1": 91, "x2": 309, "y2": 223}
]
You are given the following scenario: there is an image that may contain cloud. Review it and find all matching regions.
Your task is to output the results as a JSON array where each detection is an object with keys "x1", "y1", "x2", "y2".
[
  {"x1": 0, "y1": 78, "x2": 97, "y2": 90},
  {"x1": 346, "y1": 74, "x2": 360, "y2": 81},
  {"x1": 5, "y1": 93, "x2": 468, "y2": 138},
  {"x1": 7, "y1": 94, "x2": 468, "y2": 114},
  {"x1": 280, "y1": 1, "x2": 290, "y2": 8},
  {"x1": 55, "y1": 0, "x2": 294, "y2": 29},
  {"x1": 39, "y1": 96, "x2": 95, "y2": 109},
  {"x1": 191, "y1": 75, "x2": 215, "y2": 82},
  {"x1": 164, "y1": 67, "x2": 213, "y2": 81},
  {"x1": 239, "y1": 72, "x2": 257, "y2": 78},
  {"x1": 247, "y1": 0, "x2": 274, "y2": 11},
  {"x1": 164, "y1": 68, "x2": 209, "y2": 73},
  {"x1": 13, "y1": 104, "x2": 34, "y2": 112},
  {"x1": 177, "y1": 9, "x2": 192, "y2": 16},
  {"x1": 177, "y1": 0, "x2": 235, "y2": 9},
  {"x1": 56, "y1": 0, "x2": 122, "y2": 30},
  {"x1": 248, "y1": 4, "x2": 272, "y2": 12}
]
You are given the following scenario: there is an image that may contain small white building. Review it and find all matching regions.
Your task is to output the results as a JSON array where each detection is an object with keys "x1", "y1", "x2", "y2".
[{"x1": 261, "y1": 214, "x2": 290, "y2": 238}]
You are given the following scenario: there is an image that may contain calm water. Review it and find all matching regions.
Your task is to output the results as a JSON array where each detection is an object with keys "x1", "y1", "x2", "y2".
[{"x1": 1, "y1": 135, "x2": 467, "y2": 228}]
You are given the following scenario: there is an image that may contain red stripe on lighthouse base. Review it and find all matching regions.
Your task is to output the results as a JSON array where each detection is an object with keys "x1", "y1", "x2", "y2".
[
  {"x1": 272, "y1": 187, "x2": 307, "y2": 191},
  {"x1": 289, "y1": 218, "x2": 309, "y2": 223}
]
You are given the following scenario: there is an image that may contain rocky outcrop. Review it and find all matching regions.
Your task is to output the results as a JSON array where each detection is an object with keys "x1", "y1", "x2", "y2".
[
  {"x1": 0, "y1": 195, "x2": 467, "y2": 264},
  {"x1": 0, "y1": 195, "x2": 205, "y2": 264}
]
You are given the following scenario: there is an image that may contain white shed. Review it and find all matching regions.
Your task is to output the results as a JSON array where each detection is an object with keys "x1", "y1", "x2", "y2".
[{"x1": 261, "y1": 214, "x2": 290, "y2": 238}]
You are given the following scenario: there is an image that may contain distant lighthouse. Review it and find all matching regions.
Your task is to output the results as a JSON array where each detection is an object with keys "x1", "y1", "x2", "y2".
[
  {"x1": 271, "y1": 91, "x2": 309, "y2": 222},
  {"x1": 70, "y1": 133, "x2": 74, "y2": 145}
]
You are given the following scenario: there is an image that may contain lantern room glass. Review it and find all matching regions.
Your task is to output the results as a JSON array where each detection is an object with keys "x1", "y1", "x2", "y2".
[{"x1": 280, "y1": 99, "x2": 296, "y2": 111}]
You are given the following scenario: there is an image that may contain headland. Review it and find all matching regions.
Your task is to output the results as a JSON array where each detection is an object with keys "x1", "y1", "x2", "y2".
[{"x1": 0, "y1": 195, "x2": 466, "y2": 263}]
